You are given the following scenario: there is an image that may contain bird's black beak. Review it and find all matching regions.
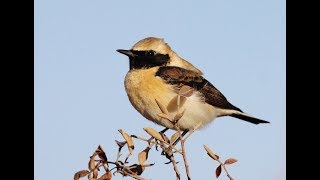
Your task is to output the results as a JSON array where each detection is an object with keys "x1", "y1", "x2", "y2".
[{"x1": 116, "y1": 49, "x2": 135, "y2": 57}]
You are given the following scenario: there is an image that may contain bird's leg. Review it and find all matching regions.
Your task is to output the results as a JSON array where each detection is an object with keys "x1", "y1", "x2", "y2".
[
  {"x1": 160, "y1": 127, "x2": 169, "y2": 134},
  {"x1": 183, "y1": 123, "x2": 201, "y2": 142},
  {"x1": 182, "y1": 129, "x2": 196, "y2": 142},
  {"x1": 172, "y1": 130, "x2": 189, "y2": 146},
  {"x1": 172, "y1": 123, "x2": 201, "y2": 146}
]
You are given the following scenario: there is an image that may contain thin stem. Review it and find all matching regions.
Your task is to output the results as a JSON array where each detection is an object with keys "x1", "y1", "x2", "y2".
[
  {"x1": 131, "y1": 135, "x2": 151, "y2": 142},
  {"x1": 133, "y1": 135, "x2": 183, "y2": 154},
  {"x1": 175, "y1": 94, "x2": 191, "y2": 179},
  {"x1": 169, "y1": 153, "x2": 181, "y2": 180},
  {"x1": 162, "y1": 140, "x2": 183, "y2": 154},
  {"x1": 176, "y1": 124, "x2": 191, "y2": 180},
  {"x1": 116, "y1": 168, "x2": 146, "y2": 180},
  {"x1": 115, "y1": 150, "x2": 121, "y2": 164},
  {"x1": 159, "y1": 139, "x2": 181, "y2": 180}
]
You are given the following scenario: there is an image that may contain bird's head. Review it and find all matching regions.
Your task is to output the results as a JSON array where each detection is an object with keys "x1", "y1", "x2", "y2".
[{"x1": 117, "y1": 37, "x2": 202, "y2": 75}]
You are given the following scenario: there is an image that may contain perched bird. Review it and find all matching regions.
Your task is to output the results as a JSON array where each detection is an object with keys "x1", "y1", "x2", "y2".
[{"x1": 117, "y1": 37, "x2": 269, "y2": 133}]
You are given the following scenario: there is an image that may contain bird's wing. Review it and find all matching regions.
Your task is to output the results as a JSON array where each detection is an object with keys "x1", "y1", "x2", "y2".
[{"x1": 155, "y1": 66, "x2": 242, "y2": 111}]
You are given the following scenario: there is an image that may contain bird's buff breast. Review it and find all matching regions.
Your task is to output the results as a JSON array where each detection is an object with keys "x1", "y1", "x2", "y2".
[{"x1": 124, "y1": 68, "x2": 217, "y2": 130}]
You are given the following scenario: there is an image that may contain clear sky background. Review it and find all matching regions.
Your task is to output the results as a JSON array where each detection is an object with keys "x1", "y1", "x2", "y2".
[{"x1": 35, "y1": 0, "x2": 286, "y2": 179}]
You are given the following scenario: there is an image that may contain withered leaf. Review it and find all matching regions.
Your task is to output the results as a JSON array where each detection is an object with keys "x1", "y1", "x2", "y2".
[
  {"x1": 155, "y1": 98, "x2": 169, "y2": 114},
  {"x1": 138, "y1": 147, "x2": 151, "y2": 165},
  {"x1": 97, "y1": 170, "x2": 112, "y2": 180},
  {"x1": 173, "y1": 109, "x2": 186, "y2": 122},
  {"x1": 224, "y1": 158, "x2": 238, "y2": 165},
  {"x1": 118, "y1": 129, "x2": 135, "y2": 154},
  {"x1": 96, "y1": 145, "x2": 108, "y2": 162},
  {"x1": 216, "y1": 154, "x2": 220, "y2": 160},
  {"x1": 157, "y1": 113, "x2": 172, "y2": 121},
  {"x1": 167, "y1": 95, "x2": 187, "y2": 112},
  {"x1": 170, "y1": 131, "x2": 180, "y2": 145},
  {"x1": 131, "y1": 135, "x2": 137, "y2": 138},
  {"x1": 74, "y1": 170, "x2": 90, "y2": 180},
  {"x1": 129, "y1": 164, "x2": 144, "y2": 175},
  {"x1": 165, "y1": 161, "x2": 172, "y2": 164},
  {"x1": 178, "y1": 85, "x2": 194, "y2": 97},
  {"x1": 115, "y1": 140, "x2": 126, "y2": 150},
  {"x1": 143, "y1": 127, "x2": 164, "y2": 142},
  {"x1": 215, "y1": 165, "x2": 222, "y2": 178},
  {"x1": 203, "y1": 145, "x2": 219, "y2": 161},
  {"x1": 141, "y1": 163, "x2": 154, "y2": 167}
]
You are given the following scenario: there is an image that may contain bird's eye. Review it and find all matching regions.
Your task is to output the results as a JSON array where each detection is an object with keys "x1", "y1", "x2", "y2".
[{"x1": 145, "y1": 51, "x2": 155, "y2": 56}]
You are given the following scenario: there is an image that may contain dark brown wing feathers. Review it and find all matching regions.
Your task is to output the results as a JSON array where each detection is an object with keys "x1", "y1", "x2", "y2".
[{"x1": 155, "y1": 66, "x2": 242, "y2": 111}]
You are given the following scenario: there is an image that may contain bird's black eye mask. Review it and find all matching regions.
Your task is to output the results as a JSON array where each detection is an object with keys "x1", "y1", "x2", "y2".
[{"x1": 129, "y1": 50, "x2": 170, "y2": 69}]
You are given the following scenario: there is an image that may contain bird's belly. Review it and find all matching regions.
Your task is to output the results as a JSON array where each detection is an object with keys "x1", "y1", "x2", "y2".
[{"x1": 125, "y1": 69, "x2": 218, "y2": 130}]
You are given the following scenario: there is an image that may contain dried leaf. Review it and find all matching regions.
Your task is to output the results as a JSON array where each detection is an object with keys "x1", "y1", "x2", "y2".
[
  {"x1": 178, "y1": 85, "x2": 194, "y2": 97},
  {"x1": 173, "y1": 109, "x2": 186, "y2": 122},
  {"x1": 161, "y1": 133, "x2": 170, "y2": 143},
  {"x1": 138, "y1": 147, "x2": 151, "y2": 165},
  {"x1": 157, "y1": 113, "x2": 172, "y2": 121},
  {"x1": 129, "y1": 164, "x2": 144, "y2": 175},
  {"x1": 96, "y1": 145, "x2": 108, "y2": 162},
  {"x1": 89, "y1": 154, "x2": 97, "y2": 171},
  {"x1": 224, "y1": 158, "x2": 238, "y2": 165},
  {"x1": 93, "y1": 169, "x2": 99, "y2": 178},
  {"x1": 74, "y1": 170, "x2": 90, "y2": 180},
  {"x1": 98, "y1": 171, "x2": 112, "y2": 180},
  {"x1": 118, "y1": 129, "x2": 135, "y2": 154},
  {"x1": 170, "y1": 132, "x2": 180, "y2": 145},
  {"x1": 143, "y1": 127, "x2": 164, "y2": 142},
  {"x1": 167, "y1": 95, "x2": 187, "y2": 112},
  {"x1": 155, "y1": 98, "x2": 169, "y2": 114},
  {"x1": 215, "y1": 165, "x2": 222, "y2": 178},
  {"x1": 141, "y1": 163, "x2": 154, "y2": 167},
  {"x1": 164, "y1": 161, "x2": 171, "y2": 164},
  {"x1": 115, "y1": 140, "x2": 126, "y2": 150},
  {"x1": 203, "y1": 145, "x2": 219, "y2": 161},
  {"x1": 167, "y1": 96, "x2": 178, "y2": 112}
]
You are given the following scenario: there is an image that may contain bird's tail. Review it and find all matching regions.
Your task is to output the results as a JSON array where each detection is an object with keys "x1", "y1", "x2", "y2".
[{"x1": 230, "y1": 112, "x2": 269, "y2": 124}]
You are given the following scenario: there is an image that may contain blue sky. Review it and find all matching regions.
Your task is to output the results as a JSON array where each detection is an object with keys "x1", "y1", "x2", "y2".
[{"x1": 34, "y1": 0, "x2": 286, "y2": 179}]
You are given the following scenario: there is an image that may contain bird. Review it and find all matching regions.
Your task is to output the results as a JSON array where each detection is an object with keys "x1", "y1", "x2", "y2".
[{"x1": 116, "y1": 37, "x2": 269, "y2": 134}]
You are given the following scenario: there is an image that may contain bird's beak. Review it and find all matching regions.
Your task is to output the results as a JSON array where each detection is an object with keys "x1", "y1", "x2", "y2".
[{"x1": 116, "y1": 49, "x2": 135, "y2": 57}]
